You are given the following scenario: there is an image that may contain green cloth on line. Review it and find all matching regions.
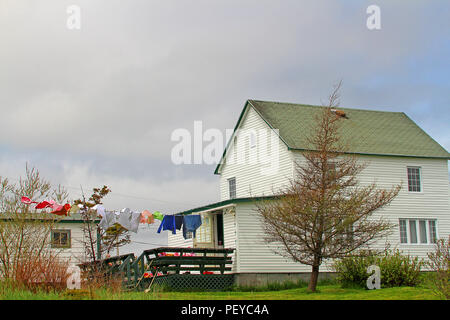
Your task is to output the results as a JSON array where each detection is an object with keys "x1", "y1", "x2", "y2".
[{"x1": 153, "y1": 211, "x2": 164, "y2": 221}]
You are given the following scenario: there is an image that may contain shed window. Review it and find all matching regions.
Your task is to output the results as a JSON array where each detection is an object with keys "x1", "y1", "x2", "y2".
[{"x1": 51, "y1": 229, "x2": 71, "y2": 248}]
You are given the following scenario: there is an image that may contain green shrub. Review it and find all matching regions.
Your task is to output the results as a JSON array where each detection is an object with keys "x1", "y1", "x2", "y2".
[
  {"x1": 425, "y1": 237, "x2": 450, "y2": 300},
  {"x1": 333, "y1": 248, "x2": 424, "y2": 288}
]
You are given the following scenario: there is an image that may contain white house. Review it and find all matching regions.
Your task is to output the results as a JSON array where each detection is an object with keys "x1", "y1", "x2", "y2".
[{"x1": 169, "y1": 100, "x2": 450, "y2": 285}]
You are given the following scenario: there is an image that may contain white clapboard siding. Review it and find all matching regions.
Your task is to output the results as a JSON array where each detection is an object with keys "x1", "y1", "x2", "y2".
[
  {"x1": 167, "y1": 228, "x2": 194, "y2": 248},
  {"x1": 223, "y1": 211, "x2": 238, "y2": 272},
  {"x1": 219, "y1": 106, "x2": 293, "y2": 201},
  {"x1": 232, "y1": 152, "x2": 450, "y2": 273},
  {"x1": 50, "y1": 223, "x2": 87, "y2": 264},
  {"x1": 292, "y1": 152, "x2": 450, "y2": 259},
  {"x1": 234, "y1": 202, "x2": 314, "y2": 273}
]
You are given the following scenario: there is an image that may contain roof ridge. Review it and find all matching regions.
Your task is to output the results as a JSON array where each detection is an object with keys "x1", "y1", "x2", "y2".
[{"x1": 248, "y1": 99, "x2": 403, "y2": 114}]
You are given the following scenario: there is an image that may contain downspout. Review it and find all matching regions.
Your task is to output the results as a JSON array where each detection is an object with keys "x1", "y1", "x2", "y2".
[{"x1": 96, "y1": 226, "x2": 101, "y2": 260}]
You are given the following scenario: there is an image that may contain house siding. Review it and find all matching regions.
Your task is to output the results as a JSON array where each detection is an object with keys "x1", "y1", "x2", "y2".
[
  {"x1": 223, "y1": 211, "x2": 238, "y2": 272},
  {"x1": 235, "y1": 202, "x2": 318, "y2": 273},
  {"x1": 50, "y1": 223, "x2": 87, "y2": 264},
  {"x1": 219, "y1": 106, "x2": 293, "y2": 201},
  {"x1": 290, "y1": 152, "x2": 450, "y2": 265},
  {"x1": 167, "y1": 229, "x2": 194, "y2": 248},
  {"x1": 231, "y1": 153, "x2": 449, "y2": 274}
]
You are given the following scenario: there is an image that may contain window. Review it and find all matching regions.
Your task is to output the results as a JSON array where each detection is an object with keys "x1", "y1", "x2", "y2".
[
  {"x1": 232, "y1": 136, "x2": 238, "y2": 163},
  {"x1": 326, "y1": 162, "x2": 337, "y2": 180},
  {"x1": 429, "y1": 220, "x2": 437, "y2": 243},
  {"x1": 419, "y1": 220, "x2": 427, "y2": 244},
  {"x1": 399, "y1": 220, "x2": 408, "y2": 244},
  {"x1": 249, "y1": 132, "x2": 256, "y2": 148},
  {"x1": 195, "y1": 214, "x2": 212, "y2": 243},
  {"x1": 398, "y1": 219, "x2": 437, "y2": 244},
  {"x1": 228, "y1": 177, "x2": 236, "y2": 199},
  {"x1": 51, "y1": 229, "x2": 71, "y2": 248},
  {"x1": 409, "y1": 220, "x2": 417, "y2": 243},
  {"x1": 407, "y1": 167, "x2": 421, "y2": 192},
  {"x1": 334, "y1": 222, "x2": 354, "y2": 243}
]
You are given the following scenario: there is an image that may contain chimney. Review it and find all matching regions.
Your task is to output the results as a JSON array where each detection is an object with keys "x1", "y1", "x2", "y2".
[{"x1": 331, "y1": 108, "x2": 348, "y2": 119}]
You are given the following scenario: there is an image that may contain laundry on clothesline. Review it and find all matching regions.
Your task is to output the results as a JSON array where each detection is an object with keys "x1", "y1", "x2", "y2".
[
  {"x1": 182, "y1": 215, "x2": 202, "y2": 240},
  {"x1": 21, "y1": 194, "x2": 203, "y2": 238},
  {"x1": 21, "y1": 196, "x2": 71, "y2": 217},
  {"x1": 175, "y1": 215, "x2": 183, "y2": 230},
  {"x1": 153, "y1": 211, "x2": 164, "y2": 221},
  {"x1": 140, "y1": 210, "x2": 154, "y2": 224},
  {"x1": 157, "y1": 215, "x2": 177, "y2": 235},
  {"x1": 98, "y1": 207, "x2": 141, "y2": 233},
  {"x1": 156, "y1": 214, "x2": 203, "y2": 239},
  {"x1": 50, "y1": 203, "x2": 72, "y2": 216},
  {"x1": 93, "y1": 204, "x2": 106, "y2": 218},
  {"x1": 21, "y1": 196, "x2": 38, "y2": 205}
]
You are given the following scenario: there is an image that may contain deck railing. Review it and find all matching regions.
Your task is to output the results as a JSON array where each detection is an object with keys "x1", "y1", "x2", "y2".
[{"x1": 77, "y1": 247, "x2": 235, "y2": 291}]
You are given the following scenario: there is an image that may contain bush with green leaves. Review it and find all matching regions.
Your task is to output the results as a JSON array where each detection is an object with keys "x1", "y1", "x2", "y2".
[
  {"x1": 425, "y1": 236, "x2": 449, "y2": 300},
  {"x1": 333, "y1": 248, "x2": 424, "y2": 288}
]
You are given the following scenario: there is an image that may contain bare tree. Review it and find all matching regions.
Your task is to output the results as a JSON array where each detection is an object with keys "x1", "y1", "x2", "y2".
[
  {"x1": 0, "y1": 165, "x2": 70, "y2": 290},
  {"x1": 73, "y1": 186, "x2": 131, "y2": 264},
  {"x1": 256, "y1": 82, "x2": 401, "y2": 292}
]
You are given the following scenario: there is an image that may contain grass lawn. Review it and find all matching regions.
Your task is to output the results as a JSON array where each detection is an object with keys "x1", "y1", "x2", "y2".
[
  {"x1": 102, "y1": 285, "x2": 438, "y2": 300},
  {"x1": 0, "y1": 284, "x2": 440, "y2": 300}
]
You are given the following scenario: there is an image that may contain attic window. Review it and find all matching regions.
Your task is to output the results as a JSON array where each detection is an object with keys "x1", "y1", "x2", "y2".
[
  {"x1": 331, "y1": 109, "x2": 348, "y2": 119},
  {"x1": 249, "y1": 132, "x2": 256, "y2": 148}
]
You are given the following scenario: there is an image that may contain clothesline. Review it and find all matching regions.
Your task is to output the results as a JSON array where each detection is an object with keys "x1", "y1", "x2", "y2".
[{"x1": 20, "y1": 196, "x2": 203, "y2": 240}]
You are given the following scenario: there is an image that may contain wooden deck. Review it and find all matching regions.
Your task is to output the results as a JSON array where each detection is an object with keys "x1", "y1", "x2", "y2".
[{"x1": 78, "y1": 247, "x2": 235, "y2": 291}]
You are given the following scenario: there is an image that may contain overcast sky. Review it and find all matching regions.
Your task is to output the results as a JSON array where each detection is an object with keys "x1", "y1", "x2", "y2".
[{"x1": 1, "y1": 0, "x2": 449, "y2": 255}]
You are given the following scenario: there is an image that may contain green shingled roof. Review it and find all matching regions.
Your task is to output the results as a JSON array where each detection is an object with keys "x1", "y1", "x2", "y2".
[{"x1": 215, "y1": 100, "x2": 450, "y2": 174}]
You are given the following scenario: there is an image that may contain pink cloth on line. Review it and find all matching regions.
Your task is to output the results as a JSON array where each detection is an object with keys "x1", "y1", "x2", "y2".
[
  {"x1": 21, "y1": 196, "x2": 38, "y2": 204},
  {"x1": 140, "y1": 210, "x2": 154, "y2": 224}
]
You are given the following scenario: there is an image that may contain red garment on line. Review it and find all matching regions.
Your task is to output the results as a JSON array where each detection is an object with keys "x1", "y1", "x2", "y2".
[
  {"x1": 21, "y1": 196, "x2": 38, "y2": 204},
  {"x1": 50, "y1": 203, "x2": 71, "y2": 216},
  {"x1": 21, "y1": 195, "x2": 70, "y2": 216},
  {"x1": 35, "y1": 201, "x2": 53, "y2": 209}
]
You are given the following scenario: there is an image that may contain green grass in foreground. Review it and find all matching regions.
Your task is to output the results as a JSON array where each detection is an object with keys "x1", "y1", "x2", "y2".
[{"x1": 0, "y1": 284, "x2": 441, "y2": 300}]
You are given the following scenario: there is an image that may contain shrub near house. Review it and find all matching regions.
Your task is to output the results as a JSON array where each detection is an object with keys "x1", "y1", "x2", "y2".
[{"x1": 333, "y1": 248, "x2": 424, "y2": 288}]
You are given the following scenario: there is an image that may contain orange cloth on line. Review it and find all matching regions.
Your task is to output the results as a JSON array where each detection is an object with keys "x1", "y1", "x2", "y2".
[{"x1": 140, "y1": 210, "x2": 154, "y2": 224}]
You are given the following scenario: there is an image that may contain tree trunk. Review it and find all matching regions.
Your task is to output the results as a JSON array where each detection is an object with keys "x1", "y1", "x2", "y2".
[
  {"x1": 308, "y1": 264, "x2": 320, "y2": 292},
  {"x1": 308, "y1": 254, "x2": 321, "y2": 292}
]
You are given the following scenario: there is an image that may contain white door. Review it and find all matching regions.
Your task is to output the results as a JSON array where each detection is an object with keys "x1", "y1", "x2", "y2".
[{"x1": 193, "y1": 213, "x2": 214, "y2": 249}]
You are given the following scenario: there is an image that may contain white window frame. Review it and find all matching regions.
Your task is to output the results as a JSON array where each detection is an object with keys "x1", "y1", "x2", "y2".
[
  {"x1": 399, "y1": 218, "x2": 437, "y2": 245},
  {"x1": 194, "y1": 213, "x2": 213, "y2": 245},
  {"x1": 51, "y1": 229, "x2": 71, "y2": 248},
  {"x1": 249, "y1": 131, "x2": 256, "y2": 149},
  {"x1": 228, "y1": 177, "x2": 236, "y2": 199},
  {"x1": 407, "y1": 166, "x2": 422, "y2": 193}
]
